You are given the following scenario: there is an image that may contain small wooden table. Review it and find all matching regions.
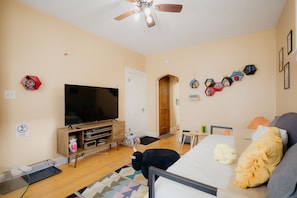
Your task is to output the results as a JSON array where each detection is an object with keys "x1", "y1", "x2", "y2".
[{"x1": 181, "y1": 131, "x2": 208, "y2": 150}]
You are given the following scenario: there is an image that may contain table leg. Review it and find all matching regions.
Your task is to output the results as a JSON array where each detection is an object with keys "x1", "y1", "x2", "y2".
[
  {"x1": 193, "y1": 135, "x2": 198, "y2": 147},
  {"x1": 190, "y1": 136, "x2": 194, "y2": 149},
  {"x1": 181, "y1": 135, "x2": 187, "y2": 150},
  {"x1": 74, "y1": 154, "x2": 78, "y2": 168}
]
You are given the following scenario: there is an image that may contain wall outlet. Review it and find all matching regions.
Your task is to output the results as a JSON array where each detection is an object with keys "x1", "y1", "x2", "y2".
[{"x1": 4, "y1": 90, "x2": 16, "y2": 99}]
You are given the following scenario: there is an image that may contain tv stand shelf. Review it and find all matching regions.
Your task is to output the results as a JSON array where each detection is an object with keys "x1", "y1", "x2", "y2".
[
  {"x1": 57, "y1": 120, "x2": 125, "y2": 167},
  {"x1": 84, "y1": 133, "x2": 111, "y2": 141}
]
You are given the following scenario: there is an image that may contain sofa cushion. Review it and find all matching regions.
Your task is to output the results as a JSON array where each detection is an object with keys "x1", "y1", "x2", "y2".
[
  {"x1": 267, "y1": 143, "x2": 297, "y2": 198},
  {"x1": 252, "y1": 125, "x2": 288, "y2": 149},
  {"x1": 234, "y1": 127, "x2": 283, "y2": 188},
  {"x1": 268, "y1": 116, "x2": 280, "y2": 127},
  {"x1": 273, "y1": 112, "x2": 297, "y2": 149}
]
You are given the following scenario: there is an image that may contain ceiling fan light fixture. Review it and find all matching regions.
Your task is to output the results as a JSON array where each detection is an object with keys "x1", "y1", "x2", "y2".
[
  {"x1": 134, "y1": 12, "x2": 140, "y2": 20},
  {"x1": 115, "y1": 1, "x2": 182, "y2": 28},
  {"x1": 144, "y1": 7, "x2": 151, "y2": 16},
  {"x1": 146, "y1": 15, "x2": 153, "y2": 24}
]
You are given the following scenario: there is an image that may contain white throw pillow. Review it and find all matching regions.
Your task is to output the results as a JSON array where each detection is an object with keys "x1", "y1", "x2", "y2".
[{"x1": 252, "y1": 125, "x2": 288, "y2": 148}]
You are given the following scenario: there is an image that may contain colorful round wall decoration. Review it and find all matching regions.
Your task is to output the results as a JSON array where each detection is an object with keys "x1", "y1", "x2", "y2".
[
  {"x1": 204, "y1": 78, "x2": 215, "y2": 87},
  {"x1": 221, "y1": 76, "x2": 233, "y2": 87},
  {"x1": 243, "y1": 64, "x2": 257, "y2": 75},
  {"x1": 230, "y1": 71, "x2": 244, "y2": 82},
  {"x1": 205, "y1": 87, "x2": 216, "y2": 96},
  {"x1": 189, "y1": 78, "x2": 199, "y2": 89},
  {"x1": 213, "y1": 82, "x2": 224, "y2": 91},
  {"x1": 202, "y1": 64, "x2": 256, "y2": 97},
  {"x1": 21, "y1": 75, "x2": 42, "y2": 90}
]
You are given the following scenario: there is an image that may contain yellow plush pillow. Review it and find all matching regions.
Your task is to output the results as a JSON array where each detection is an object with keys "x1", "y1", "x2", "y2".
[{"x1": 234, "y1": 127, "x2": 283, "y2": 188}]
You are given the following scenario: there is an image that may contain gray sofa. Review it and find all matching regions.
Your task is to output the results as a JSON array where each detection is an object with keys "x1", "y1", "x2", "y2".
[{"x1": 148, "y1": 112, "x2": 297, "y2": 198}]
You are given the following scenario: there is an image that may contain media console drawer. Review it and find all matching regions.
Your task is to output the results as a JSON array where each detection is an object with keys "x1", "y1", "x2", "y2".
[{"x1": 84, "y1": 140, "x2": 96, "y2": 149}]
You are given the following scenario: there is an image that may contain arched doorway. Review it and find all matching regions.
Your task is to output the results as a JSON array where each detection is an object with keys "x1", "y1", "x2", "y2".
[{"x1": 159, "y1": 75, "x2": 179, "y2": 136}]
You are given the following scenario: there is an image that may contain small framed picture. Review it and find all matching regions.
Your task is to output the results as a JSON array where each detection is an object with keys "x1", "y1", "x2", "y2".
[
  {"x1": 279, "y1": 47, "x2": 284, "y2": 72},
  {"x1": 287, "y1": 30, "x2": 293, "y2": 55},
  {"x1": 284, "y1": 62, "x2": 290, "y2": 89}
]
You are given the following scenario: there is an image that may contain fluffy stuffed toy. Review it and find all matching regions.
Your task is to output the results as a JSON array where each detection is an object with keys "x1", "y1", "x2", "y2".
[
  {"x1": 214, "y1": 144, "x2": 237, "y2": 165},
  {"x1": 131, "y1": 148, "x2": 180, "y2": 179}
]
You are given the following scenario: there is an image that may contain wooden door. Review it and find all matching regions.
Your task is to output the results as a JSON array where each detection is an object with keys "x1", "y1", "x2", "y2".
[{"x1": 159, "y1": 76, "x2": 170, "y2": 135}]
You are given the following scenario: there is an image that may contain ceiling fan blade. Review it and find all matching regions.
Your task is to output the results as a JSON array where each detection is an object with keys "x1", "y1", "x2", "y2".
[
  {"x1": 114, "y1": 10, "x2": 135, "y2": 21},
  {"x1": 154, "y1": 4, "x2": 183, "y2": 12},
  {"x1": 126, "y1": 0, "x2": 136, "y2": 2},
  {"x1": 145, "y1": 15, "x2": 155, "y2": 28}
]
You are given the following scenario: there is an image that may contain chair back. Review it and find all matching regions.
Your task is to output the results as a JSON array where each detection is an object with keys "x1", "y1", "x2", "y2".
[{"x1": 210, "y1": 125, "x2": 233, "y2": 136}]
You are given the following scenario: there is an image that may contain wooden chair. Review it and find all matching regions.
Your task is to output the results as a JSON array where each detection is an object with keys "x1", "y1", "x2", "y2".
[
  {"x1": 181, "y1": 132, "x2": 196, "y2": 150},
  {"x1": 210, "y1": 125, "x2": 233, "y2": 136},
  {"x1": 181, "y1": 131, "x2": 208, "y2": 150}
]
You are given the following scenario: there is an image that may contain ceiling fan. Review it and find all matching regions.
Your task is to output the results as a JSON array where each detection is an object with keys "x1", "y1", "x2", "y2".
[{"x1": 114, "y1": 0, "x2": 183, "y2": 28}]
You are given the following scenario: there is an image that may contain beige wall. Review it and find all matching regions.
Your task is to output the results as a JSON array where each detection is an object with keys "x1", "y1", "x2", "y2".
[
  {"x1": 145, "y1": 30, "x2": 277, "y2": 136},
  {"x1": 0, "y1": 0, "x2": 145, "y2": 167},
  {"x1": 1, "y1": 0, "x2": 296, "y2": 168},
  {"x1": 276, "y1": 0, "x2": 297, "y2": 114}
]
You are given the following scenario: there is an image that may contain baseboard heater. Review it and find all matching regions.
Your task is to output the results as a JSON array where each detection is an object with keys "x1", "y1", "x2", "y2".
[
  {"x1": 0, "y1": 159, "x2": 62, "y2": 194},
  {"x1": 22, "y1": 166, "x2": 61, "y2": 184}
]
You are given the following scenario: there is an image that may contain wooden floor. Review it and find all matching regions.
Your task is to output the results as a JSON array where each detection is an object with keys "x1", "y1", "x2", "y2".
[{"x1": 3, "y1": 132, "x2": 190, "y2": 198}]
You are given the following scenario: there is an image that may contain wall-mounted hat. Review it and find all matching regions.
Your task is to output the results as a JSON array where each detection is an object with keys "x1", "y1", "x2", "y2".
[
  {"x1": 230, "y1": 71, "x2": 244, "y2": 82},
  {"x1": 221, "y1": 76, "x2": 233, "y2": 87},
  {"x1": 204, "y1": 78, "x2": 215, "y2": 87},
  {"x1": 213, "y1": 82, "x2": 224, "y2": 91},
  {"x1": 189, "y1": 78, "x2": 199, "y2": 89},
  {"x1": 21, "y1": 75, "x2": 42, "y2": 90},
  {"x1": 205, "y1": 87, "x2": 216, "y2": 96},
  {"x1": 243, "y1": 64, "x2": 257, "y2": 75}
]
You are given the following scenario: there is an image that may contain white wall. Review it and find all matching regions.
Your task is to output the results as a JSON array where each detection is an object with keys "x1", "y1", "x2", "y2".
[
  {"x1": 145, "y1": 30, "x2": 277, "y2": 135},
  {"x1": 0, "y1": 0, "x2": 145, "y2": 168},
  {"x1": 276, "y1": 0, "x2": 297, "y2": 114}
]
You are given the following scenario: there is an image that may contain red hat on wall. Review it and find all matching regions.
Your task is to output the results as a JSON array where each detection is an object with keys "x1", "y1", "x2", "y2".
[{"x1": 21, "y1": 75, "x2": 42, "y2": 90}]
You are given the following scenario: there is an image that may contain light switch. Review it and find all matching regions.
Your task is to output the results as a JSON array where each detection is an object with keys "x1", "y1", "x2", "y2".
[{"x1": 4, "y1": 90, "x2": 16, "y2": 99}]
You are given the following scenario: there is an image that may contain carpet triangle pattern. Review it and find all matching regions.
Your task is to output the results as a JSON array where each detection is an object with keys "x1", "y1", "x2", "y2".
[{"x1": 67, "y1": 165, "x2": 148, "y2": 198}]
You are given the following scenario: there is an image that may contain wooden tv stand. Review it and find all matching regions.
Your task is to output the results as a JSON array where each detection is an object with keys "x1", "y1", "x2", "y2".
[{"x1": 57, "y1": 120, "x2": 125, "y2": 167}]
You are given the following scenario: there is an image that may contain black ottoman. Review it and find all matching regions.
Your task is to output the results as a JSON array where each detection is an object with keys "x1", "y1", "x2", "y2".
[{"x1": 132, "y1": 148, "x2": 180, "y2": 179}]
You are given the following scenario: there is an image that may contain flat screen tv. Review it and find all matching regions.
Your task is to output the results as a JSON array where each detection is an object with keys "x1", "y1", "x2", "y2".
[{"x1": 64, "y1": 84, "x2": 118, "y2": 126}]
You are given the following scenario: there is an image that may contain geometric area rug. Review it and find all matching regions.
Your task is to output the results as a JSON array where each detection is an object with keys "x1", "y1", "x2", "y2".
[{"x1": 66, "y1": 164, "x2": 148, "y2": 198}]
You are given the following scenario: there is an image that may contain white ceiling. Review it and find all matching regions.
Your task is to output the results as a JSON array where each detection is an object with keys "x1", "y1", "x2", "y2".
[{"x1": 17, "y1": 0, "x2": 286, "y2": 55}]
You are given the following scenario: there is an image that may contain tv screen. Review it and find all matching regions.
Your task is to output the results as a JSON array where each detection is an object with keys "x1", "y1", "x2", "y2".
[{"x1": 64, "y1": 84, "x2": 118, "y2": 126}]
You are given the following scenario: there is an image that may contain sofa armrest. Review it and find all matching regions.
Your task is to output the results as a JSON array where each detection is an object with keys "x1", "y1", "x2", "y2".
[{"x1": 148, "y1": 166, "x2": 217, "y2": 198}]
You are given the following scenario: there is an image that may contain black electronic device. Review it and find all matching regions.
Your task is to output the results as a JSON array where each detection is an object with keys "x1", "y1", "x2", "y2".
[{"x1": 64, "y1": 84, "x2": 118, "y2": 126}]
